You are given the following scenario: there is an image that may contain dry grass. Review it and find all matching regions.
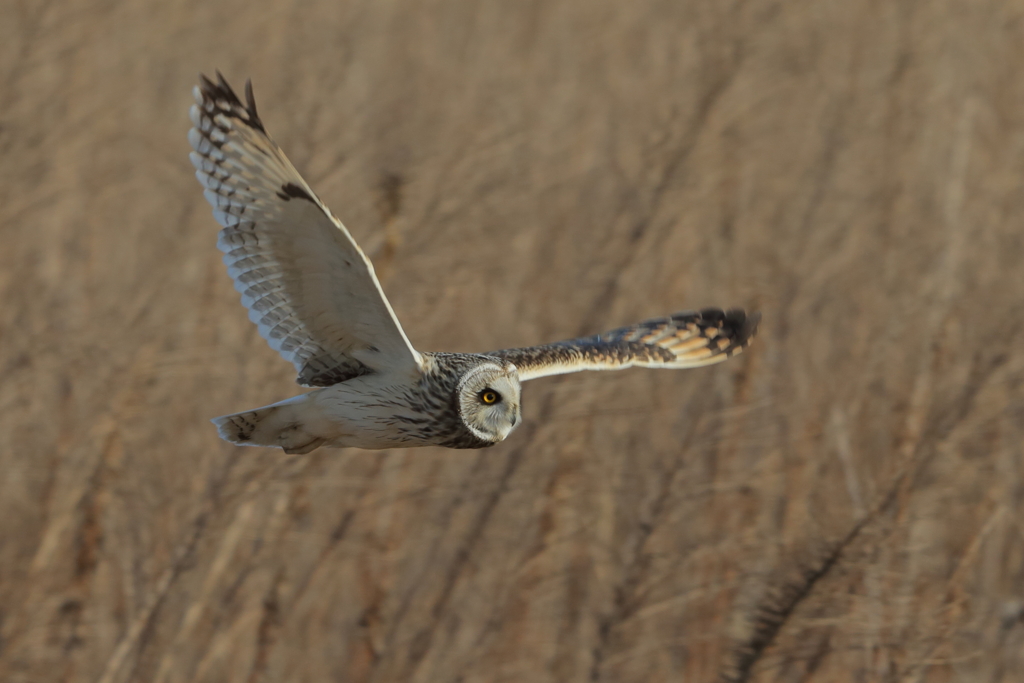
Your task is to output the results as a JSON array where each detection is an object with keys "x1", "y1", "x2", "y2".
[{"x1": 2, "y1": 0, "x2": 1024, "y2": 681}]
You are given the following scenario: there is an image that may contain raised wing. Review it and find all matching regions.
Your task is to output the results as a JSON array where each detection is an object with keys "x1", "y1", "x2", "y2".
[
  {"x1": 188, "y1": 73, "x2": 422, "y2": 386},
  {"x1": 487, "y1": 308, "x2": 759, "y2": 381}
]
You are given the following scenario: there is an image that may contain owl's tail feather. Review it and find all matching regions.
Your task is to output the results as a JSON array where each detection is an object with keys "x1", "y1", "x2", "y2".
[{"x1": 212, "y1": 395, "x2": 326, "y2": 454}]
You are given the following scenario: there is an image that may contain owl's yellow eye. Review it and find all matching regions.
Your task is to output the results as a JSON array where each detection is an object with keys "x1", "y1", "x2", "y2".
[{"x1": 479, "y1": 389, "x2": 501, "y2": 405}]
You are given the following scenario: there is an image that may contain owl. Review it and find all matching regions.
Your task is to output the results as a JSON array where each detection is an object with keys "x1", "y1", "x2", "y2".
[{"x1": 189, "y1": 73, "x2": 760, "y2": 454}]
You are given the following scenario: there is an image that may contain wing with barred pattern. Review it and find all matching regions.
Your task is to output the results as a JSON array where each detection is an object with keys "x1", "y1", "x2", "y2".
[
  {"x1": 487, "y1": 308, "x2": 759, "y2": 381},
  {"x1": 188, "y1": 73, "x2": 422, "y2": 386}
]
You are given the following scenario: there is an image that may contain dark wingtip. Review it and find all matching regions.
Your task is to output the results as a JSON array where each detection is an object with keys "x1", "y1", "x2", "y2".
[
  {"x1": 733, "y1": 309, "x2": 761, "y2": 346},
  {"x1": 698, "y1": 307, "x2": 726, "y2": 324},
  {"x1": 215, "y1": 69, "x2": 232, "y2": 93},
  {"x1": 194, "y1": 71, "x2": 266, "y2": 133},
  {"x1": 198, "y1": 71, "x2": 217, "y2": 92},
  {"x1": 666, "y1": 307, "x2": 761, "y2": 358},
  {"x1": 197, "y1": 70, "x2": 241, "y2": 105},
  {"x1": 244, "y1": 79, "x2": 258, "y2": 120},
  {"x1": 715, "y1": 308, "x2": 760, "y2": 349},
  {"x1": 686, "y1": 307, "x2": 761, "y2": 345}
]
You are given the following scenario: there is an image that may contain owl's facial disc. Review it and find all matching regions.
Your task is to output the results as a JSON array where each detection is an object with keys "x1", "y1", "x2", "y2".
[{"x1": 457, "y1": 363, "x2": 522, "y2": 443}]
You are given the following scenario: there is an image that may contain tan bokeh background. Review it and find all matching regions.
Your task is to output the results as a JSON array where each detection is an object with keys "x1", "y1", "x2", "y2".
[{"x1": 3, "y1": 1, "x2": 1024, "y2": 681}]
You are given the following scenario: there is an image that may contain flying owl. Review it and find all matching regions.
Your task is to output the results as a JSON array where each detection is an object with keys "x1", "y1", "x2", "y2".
[{"x1": 189, "y1": 73, "x2": 760, "y2": 454}]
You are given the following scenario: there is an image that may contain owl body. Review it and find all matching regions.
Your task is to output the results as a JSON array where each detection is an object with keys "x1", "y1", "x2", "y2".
[
  {"x1": 190, "y1": 73, "x2": 759, "y2": 454},
  {"x1": 214, "y1": 353, "x2": 521, "y2": 453}
]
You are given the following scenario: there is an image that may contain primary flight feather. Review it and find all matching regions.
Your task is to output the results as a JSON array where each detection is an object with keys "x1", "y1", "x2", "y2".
[{"x1": 189, "y1": 73, "x2": 760, "y2": 453}]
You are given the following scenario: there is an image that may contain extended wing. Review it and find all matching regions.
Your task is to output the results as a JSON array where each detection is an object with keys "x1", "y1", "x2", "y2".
[
  {"x1": 189, "y1": 73, "x2": 422, "y2": 386},
  {"x1": 487, "y1": 309, "x2": 759, "y2": 381}
]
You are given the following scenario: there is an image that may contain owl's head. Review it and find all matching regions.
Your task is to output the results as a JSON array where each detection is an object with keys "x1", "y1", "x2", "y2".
[{"x1": 457, "y1": 361, "x2": 522, "y2": 443}]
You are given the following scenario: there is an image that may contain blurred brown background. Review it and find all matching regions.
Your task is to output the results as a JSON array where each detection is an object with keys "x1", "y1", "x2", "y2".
[{"x1": 3, "y1": 1, "x2": 1024, "y2": 681}]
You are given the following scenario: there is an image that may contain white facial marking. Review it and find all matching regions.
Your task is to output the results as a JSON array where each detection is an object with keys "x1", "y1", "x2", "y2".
[{"x1": 457, "y1": 363, "x2": 522, "y2": 443}]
